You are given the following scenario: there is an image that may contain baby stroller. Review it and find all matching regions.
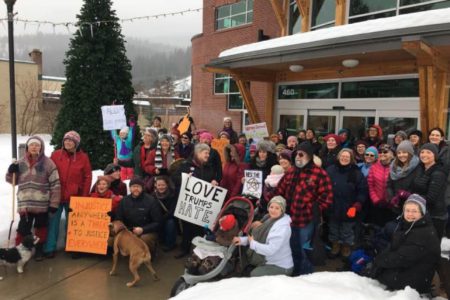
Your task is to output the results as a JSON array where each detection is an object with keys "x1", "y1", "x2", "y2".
[{"x1": 170, "y1": 196, "x2": 255, "y2": 297}]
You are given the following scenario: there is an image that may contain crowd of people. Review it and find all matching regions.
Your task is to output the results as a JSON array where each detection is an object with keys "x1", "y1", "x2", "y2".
[{"x1": 5, "y1": 116, "x2": 450, "y2": 296}]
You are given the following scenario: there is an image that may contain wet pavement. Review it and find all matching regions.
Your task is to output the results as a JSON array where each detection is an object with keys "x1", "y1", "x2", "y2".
[{"x1": 0, "y1": 249, "x2": 185, "y2": 300}]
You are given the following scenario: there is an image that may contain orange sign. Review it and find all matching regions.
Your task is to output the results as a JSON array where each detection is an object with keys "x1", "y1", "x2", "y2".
[
  {"x1": 178, "y1": 114, "x2": 191, "y2": 135},
  {"x1": 211, "y1": 138, "x2": 229, "y2": 165},
  {"x1": 66, "y1": 197, "x2": 112, "y2": 255}
]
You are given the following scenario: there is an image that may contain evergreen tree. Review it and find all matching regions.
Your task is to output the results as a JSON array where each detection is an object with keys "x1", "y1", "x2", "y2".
[{"x1": 51, "y1": 0, "x2": 136, "y2": 169}]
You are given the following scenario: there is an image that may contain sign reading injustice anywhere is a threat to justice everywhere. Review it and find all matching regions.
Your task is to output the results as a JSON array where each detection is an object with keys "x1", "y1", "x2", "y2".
[
  {"x1": 175, "y1": 173, "x2": 227, "y2": 227},
  {"x1": 101, "y1": 105, "x2": 127, "y2": 130},
  {"x1": 66, "y1": 197, "x2": 111, "y2": 255}
]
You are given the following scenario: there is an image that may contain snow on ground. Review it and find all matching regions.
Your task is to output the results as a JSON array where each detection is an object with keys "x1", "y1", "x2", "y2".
[
  {"x1": 171, "y1": 272, "x2": 431, "y2": 300},
  {"x1": 0, "y1": 134, "x2": 106, "y2": 247},
  {"x1": 219, "y1": 8, "x2": 450, "y2": 58}
]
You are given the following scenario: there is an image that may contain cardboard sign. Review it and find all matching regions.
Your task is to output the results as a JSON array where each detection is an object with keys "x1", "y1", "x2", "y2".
[
  {"x1": 175, "y1": 173, "x2": 227, "y2": 227},
  {"x1": 101, "y1": 105, "x2": 127, "y2": 130},
  {"x1": 211, "y1": 138, "x2": 229, "y2": 165},
  {"x1": 178, "y1": 114, "x2": 191, "y2": 135},
  {"x1": 242, "y1": 170, "x2": 263, "y2": 199},
  {"x1": 244, "y1": 122, "x2": 269, "y2": 142},
  {"x1": 66, "y1": 197, "x2": 112, "y2": 255}
]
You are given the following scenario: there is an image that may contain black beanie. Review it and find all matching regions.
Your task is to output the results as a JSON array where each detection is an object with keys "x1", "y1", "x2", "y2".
[
  {"x1": 129, "y1": 177, "x2": 145, "y2": 189},
  {"x1": 408, "y1": 130, "x2": 423, "y2": 139},
  {"x1": 296, "y1": 141, "x2": 314, "y2": 158},
  {"x1": 419, "y1": 143, "x2": 439, "y2": 159}
]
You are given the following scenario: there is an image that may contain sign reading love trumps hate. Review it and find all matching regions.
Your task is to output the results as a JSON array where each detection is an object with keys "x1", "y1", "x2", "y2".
[
  {"x1": 66, "y1": 197, "x2": 111, "y2": 255},
  {"x1": 175, "y1": 173, "x2": 227, "y2": 227}
]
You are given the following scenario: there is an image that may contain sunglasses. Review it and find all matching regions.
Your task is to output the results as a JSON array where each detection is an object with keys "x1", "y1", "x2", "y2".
[
  {"x1": 364, "y1": 153, "x2": 375, "y2": 157},
  {"x1": 181, "y1": 136, "x2": 189, "y2": 139},
  {"x1": 296, "y1": 152, "x2": 305, "y2": 158},
  {"x1": 379, "y1": 150, "x2": 390, "y2": 154}
]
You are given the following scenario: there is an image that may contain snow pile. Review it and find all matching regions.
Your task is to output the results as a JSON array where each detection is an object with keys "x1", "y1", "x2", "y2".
[
  {"x1": 442, "y1": 237, "x2": 450, "y2": 260},
  {"x1": 219, "y1": 8, "x2": 450, "y2": 58},
  {"x1": 171, "y1": 272, "x2": 427, "y2": 300}
]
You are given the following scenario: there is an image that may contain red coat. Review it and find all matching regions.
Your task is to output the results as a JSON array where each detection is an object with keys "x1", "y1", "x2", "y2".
[
  {"x1": 367, "y1": 161, "x2": 390, "y2": 206},
  {"x1": 144, "y1": 149, "x2": 180, "y2": 175},
  {"x1": 221, "y1": 162, "x2": 247, "y2": 199},
  {"x1": 90, "y1": 189, "x2": 122, "y2": 214},
  {"x1": 51, "y1": 149, "x2": 92, "y2": 203}
]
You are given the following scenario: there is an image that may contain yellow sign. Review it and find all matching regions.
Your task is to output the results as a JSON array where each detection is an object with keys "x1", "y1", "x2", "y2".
[
  {"x1": 178, "y1": 114, "x2": 191, "y2": 135},
  {"x1": 211, "y1": 138, "x2": 229, "y2": 165},
  {"x1": 65, "y1": 197, "x2": 112, "y2": 255}
]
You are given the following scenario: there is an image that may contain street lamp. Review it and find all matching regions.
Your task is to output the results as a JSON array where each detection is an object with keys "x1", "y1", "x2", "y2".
[{"x1": 4, "y1": 0, "x2": 17, "y2": 160}]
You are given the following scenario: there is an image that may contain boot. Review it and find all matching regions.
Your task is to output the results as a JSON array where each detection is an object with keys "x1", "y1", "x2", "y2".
[
  {"x1": 34, "y1": 243, "x2": 44, "y2": 262},
  {"x1": 328, "y1": 242, "x2": 341, "y2": 259},
  {"x1": 341, "y1": 244, "x2": 352, "y2": 258}
]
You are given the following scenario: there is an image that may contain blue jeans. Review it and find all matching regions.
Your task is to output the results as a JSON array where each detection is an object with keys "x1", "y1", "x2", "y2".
[
  {"x1": 329, "y1": 219, "x2": 355, "y2": 245},
  {"x1": 290, "y1": 222, "x2": 314, "y2": 276},
  {"x1": 44, "y1": 202, "x2": 69, "y2": 253},
  {"x1": 162, "y1": 218, "x2": 177, "y2": 249}
]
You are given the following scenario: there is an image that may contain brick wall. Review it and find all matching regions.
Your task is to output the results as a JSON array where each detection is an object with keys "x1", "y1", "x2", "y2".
[{"x1": 191, "y1": 0, "x2": 280, "y2": 136}]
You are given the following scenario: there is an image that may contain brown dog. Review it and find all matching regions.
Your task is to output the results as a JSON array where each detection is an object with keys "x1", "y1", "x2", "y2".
[{"x1": 109, "y1": 220, "x2": 159, "y2": 287}]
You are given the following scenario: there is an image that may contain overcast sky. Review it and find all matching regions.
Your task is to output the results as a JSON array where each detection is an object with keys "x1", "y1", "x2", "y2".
[{"x1": 0, "y1": 0, "x2": 203, "y2": 47}]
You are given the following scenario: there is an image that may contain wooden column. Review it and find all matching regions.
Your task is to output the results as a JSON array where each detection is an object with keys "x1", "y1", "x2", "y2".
[
  {"x1": 335, "y1": 0, "x2": 347, "y2": 26},
  {"x1": 265, "y1": 82, "x2": 275, "y2": 133},
  {"x1": 235, "y1": 79, "x2": 260, "y2": 124},
  {"x1": 270, "y1": 0, "x2": 288, "y2": 36},
  {"x1": 296, "y1": 0, "x2": 310, "y2": 32}
]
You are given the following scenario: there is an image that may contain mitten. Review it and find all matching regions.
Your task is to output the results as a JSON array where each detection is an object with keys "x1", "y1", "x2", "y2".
[
  {"x1": 8, "y1": 163, "x2": 19, "y2": 174},
  {"x1": 129, "y1": 116, "x2": 136, "y2": 127},
  {"x1": 347, "y1": 203, "x2": 361, "y2": 218},
  {"x1": 397, "y1": 189, "x2": 411, "y2": 201}
]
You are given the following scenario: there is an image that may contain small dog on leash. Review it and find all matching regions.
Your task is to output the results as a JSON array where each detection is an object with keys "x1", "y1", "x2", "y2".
[
  {"x1": 109, "y1": 220, "x2": 159, "y2": 287},
  {"x1": 0, "y1": 235, "x2": 39, "y2": 280}
]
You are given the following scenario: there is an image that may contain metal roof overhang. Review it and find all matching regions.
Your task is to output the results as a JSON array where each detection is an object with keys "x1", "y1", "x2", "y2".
[{"x1": 207, "y1": 23, "x2": 450, "y2": 70}]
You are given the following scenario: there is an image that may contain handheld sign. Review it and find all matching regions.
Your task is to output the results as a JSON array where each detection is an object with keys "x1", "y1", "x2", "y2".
[
  {"x1": 177, "y1": 114, "x2": 191, "y2": 135},
  {"x1": 101, "y1": 105, "x2": 126, "y2": 130},
  {"x1": 66, "y1": 197, "x2": 112, "y2": 255},
  {"x1": 175, "y1": 173, "x2": 227, "y2": 227},
  {"x1": 211, "y1": 138, "x2": 229, "y2": 166},
  {"x1": 242, "y1": 170, "x2": 263, "y2": 199},
  {"x1": 244, "y1": 122, "x2": 269, "y2": 143}
]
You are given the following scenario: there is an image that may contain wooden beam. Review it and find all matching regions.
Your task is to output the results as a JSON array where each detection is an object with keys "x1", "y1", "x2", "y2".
[
  {"x1": 265, "y1": 82, "x2": 275, "y2": 133},
  {"x1": 270, "y1": 0, "x2": 287, "y2": 36},
  {"x1": 403, "y1": 40, "x2": 450, "y2": 72},
  {"x1": 296, "y1": 0, "x2": 310, "y2": 32},
  {"x1": 418, "y1": 66, "x2": 429, "y2": 135},
  {"x1": 436, "y1": 71, "x2": 449, "y2": 130},
  {"x1": 235, "y1": 79, "x2": 260, "y2": 124},
  {"x1": 335, "y1": 0, "x2": 347, "y2": 26}
]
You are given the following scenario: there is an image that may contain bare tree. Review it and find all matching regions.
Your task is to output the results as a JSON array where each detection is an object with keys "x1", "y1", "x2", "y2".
[{"x1": 16, "y1": 72, "x2": 42, "y2": 135}]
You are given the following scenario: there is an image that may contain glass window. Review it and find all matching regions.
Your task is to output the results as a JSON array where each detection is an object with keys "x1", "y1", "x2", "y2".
[
  {"x1": 400, "y1": 0, "x2": 450, "y2": 14},
  {"x1": 307, "y1": 115, "x2": 336, "y2": 138},
  {"x1": 216, "y1": 0, "x2": 253, "y2": 30},
  {"x1": 349, "y1": 0, "x2": 397, "y2": 17},
  {"x1": 288, "y1": 1, "x2": 302, "y2": 34},
  {"x1": 348, "y1": 10, "x2": 396, "y2": 23},
  {"x1": 278, "y1": 83, "x2": 339, "y2": 99},
  {"x1": 228, "y1": 94, "x2": 245, "y2": 110},
  {"x1": 341, "y1": 79, "x2": 419, "y2": 98},
  {"x1": 280, "y1": 114, "x2": 305, "y2": 136},
  {"x1": 342, "y1": 116, "x2": 375, "y2": 140},
  {"x1": 379, "y1": 117, "x2": 419, "y2": 139},
  {"x1": 311, "y1": 0, "x2": 336, "y2": 30},
  {"x1": 214, "y1": 73, "x2": 246, "y2": 110}
]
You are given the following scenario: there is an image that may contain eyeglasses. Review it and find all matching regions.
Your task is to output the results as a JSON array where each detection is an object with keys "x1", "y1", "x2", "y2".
[
  {"x1": 379, "y1": 150, "x2": 390, "y2": 154},
  {"x1": 364, "y1": 153, "x2": 375, "y2": 157},
  {"x1": 296, "y1": 152, "x2": 305, "y2": 158},
  {"x1": 181, "y1": 136, "x2": 189, "y2": 139}
]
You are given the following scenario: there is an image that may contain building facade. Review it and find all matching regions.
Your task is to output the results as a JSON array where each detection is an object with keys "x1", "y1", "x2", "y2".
[{"x1": 192, "y1": 0, "x2": 450, "y2": 140}]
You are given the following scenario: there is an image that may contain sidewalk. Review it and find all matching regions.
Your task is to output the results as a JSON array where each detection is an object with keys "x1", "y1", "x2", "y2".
[{"x1": 0, "y1": 249, "x2": 185, "y2": 300}]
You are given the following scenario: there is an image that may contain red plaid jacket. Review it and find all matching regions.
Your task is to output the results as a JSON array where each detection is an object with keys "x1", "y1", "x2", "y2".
[{"x1": 274, "y1": 162, "x2": 333, "y2": 228}]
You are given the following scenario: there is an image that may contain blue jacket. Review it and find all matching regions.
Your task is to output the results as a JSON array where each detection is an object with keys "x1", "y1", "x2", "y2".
[
  {"x1": 326, "y1": 163, "x2": 367, "y2": 221},
  {"x1": 111, "y1": 125, "x2": 134, "y2": 161}
]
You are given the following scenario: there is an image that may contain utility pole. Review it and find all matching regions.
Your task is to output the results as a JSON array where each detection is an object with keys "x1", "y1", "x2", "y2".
[{"x1": 5, "y1": 0, "x2": 17, "y2": 160}]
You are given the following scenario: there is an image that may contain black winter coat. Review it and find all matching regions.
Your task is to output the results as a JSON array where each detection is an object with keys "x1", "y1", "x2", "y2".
[
  {"x1": 326, "y1": 163, "x2": 367, "y2": 221},
  {"x1": 374, "y1": 216, "x2": 440, "y2": 294},
  {"x1": 249, "y1": 152, "x2": 278, "y2": 183},
  {"x1": 410, "y1": 163, "x2": 447, "y2": 218},
  {"x1": 174, "y1": 158, "x2": 217, "y2": 189},
  {"x1": 386, "y1": 165, "x2": 419, "y2": 208},
  {"x1": 208, "y1": 148, "x2": 222, "y2": 182},
  {"x1": 151, "y1": 190, "x2": 177, "y2": 220},
  {"x1": 320, "y1": 146, "x2": 342, "y2": 169},
  {"x1": 116, "y1": 192, "x2": 163, "y2": 234}
]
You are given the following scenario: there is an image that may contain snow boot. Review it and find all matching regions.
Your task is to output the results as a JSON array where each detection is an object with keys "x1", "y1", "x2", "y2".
[
  {"x1": 328, "y1": 242, "x2": 341, "y2": 259},
  {"x1": 341, "y1": 244, "x2": 352, "y2": 258},
  {"x1": 34, "y1": 243, "x2": 44, "y2": 262}
]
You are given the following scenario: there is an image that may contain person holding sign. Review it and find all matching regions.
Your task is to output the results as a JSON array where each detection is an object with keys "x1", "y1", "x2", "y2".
[
  {"x1": 199, "y1": 131, "x2": 222, "y2": 183},
  {"x1": 115, "y1": 178, "x2": 163, "y2": 254},
  {"x1": 173, "y1": 143, "x2": 219, "y2": 258},
  {"x1": 90, "y1": 176, "x2": 123, "y2": 218},
  {"x1": 111, "y1": 116, "x2": 135, "y2": 180},
  {"x1": 232, "y1": 196, "x2": 293, "y2": 277}
]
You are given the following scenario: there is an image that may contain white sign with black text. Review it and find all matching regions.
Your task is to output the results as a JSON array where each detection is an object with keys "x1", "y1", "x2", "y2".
[
  {"x1": 242, "y1": 170, "x2": 263, "y2": 199},
  {"x1": 101, "y1": 105, "x2": 127, "y2": 130}
]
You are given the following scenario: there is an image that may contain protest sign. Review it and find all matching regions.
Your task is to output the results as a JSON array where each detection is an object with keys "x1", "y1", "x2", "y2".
[
  {"x1": 211, "y1": 138, "x2": 229, "y2": 166},
  {"x1": 242, "y1": 170, "x2": 263, "y2": 199},
  {"x1": 178, "y1": 114, "x2": 191, "y2": 135},
  {"x1": 66, "y1": 197, "x2": 111, "y2": 255},
  {"x1": 175, "y1": 173, "x2": 227, "y2": 227},
  {"x1": 244, "y1": 122, "x2": 269, "y2": 142},
  {"x1": 101, "y1": 105, "x2": 127, "y2": 130}
]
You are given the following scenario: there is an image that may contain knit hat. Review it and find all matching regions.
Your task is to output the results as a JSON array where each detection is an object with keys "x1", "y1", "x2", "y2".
[
  {"x1": 249, "y1": 144, "x2": 257, "y2": 153},
  {"x1": 104, "y1": 163, "x2": 121, "y2": 175},
  {"x1": 256, "y1": 140, "x2": 276, "y2": 154},
  {"x1": 396, "y1": 140, "x2": 414, "y2": 155},
  {"x1": 279, "y1": 149, "x2": 293, "y2": 162},
  {"x1": 119, "y1": 126, "x2": 129, "y2": 134},
  {"x1": 355, "y1": 140, "x2": 368, "y2": 148},
  {"x1": 27, "y1": 137, "x2": 42, "y2": 146},
  {"x1": 419, "y1": 143, "x2": 439, "y2": 159},
  {"x1": 271, "y1": 164, "x2": 284, "y2": 175},
  {"x1": 395, "y1": 130, "x2": 408, "y2": 140},
  {"x1": 219, "y1": 214, "x2": 236, "y2": 231},
  {"x1": 324, "y1": 134, "x2": 342, "y2": 144},
  {"x1": 378, "y1": 143, "x2": 394, "y2": 154},
  {"x1": 63, "y1": 130, "x2": 81, "y2": 147},
  {"x1": 129, "y1": 177, "x2": 145, "y2": 189},
  {"x1": 199, "y1": 131, "x2": 214, "y2": 143},
  {"x1": 223, "y1": 117, "x2": 232, "y2": 123},
  {"x1": 338, "y1": 128, "x2": 350, "y2": 136},
  {"x1": 268, "y1": 196, "x2": 286, "y2": 214},
  {"x1": 365, "y1": 146, "x2": 378, "y2": 159},
  {"x1": 404, "y1": 193, "x2": 426, "y2": 215},
  {"x1": 296, "y1": 141, "x2": 314, "y2": 158},
  {"x1": 408, "y1": 130, "x2": 423, "y2": 139},
  {"x1": 219, "y1": 131, "x2": 230, "y2": 139}
]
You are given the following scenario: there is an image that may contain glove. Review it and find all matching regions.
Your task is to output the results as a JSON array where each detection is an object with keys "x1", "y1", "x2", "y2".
[
  {"x1": 347, "y1": 202, "x2": 362, "y2": 218},
  {"x1": 48, "y1": 207, "x2": 58, "y2": 218},
  {"x1": 8, "y1": 163, "x2": 19, "y2": 174},
  {"x1": 129, "y1": 116, "x2": 136, "y2": 127},
  {"x1": 397, "y1": 189, "x2": 411, "y2": 201}
]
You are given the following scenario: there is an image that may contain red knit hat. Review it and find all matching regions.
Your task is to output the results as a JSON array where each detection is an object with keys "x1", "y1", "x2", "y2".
[
  {"x1": 324, "y1": 134, "x2": 342, "y2": 144},
  {"x1": 219, "y1": 214, "x2": 236, "y2": 231}
]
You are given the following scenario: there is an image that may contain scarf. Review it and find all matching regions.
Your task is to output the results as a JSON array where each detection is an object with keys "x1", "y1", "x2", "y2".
[
  {"x1": 246, "y1": 214, "x2": 281, "y2": 266},
  {"x1": 255, "y1": 157, "x2": 266, "y2": 168},
  {"x1": 119, "y1": 139, "x2": 131, "y2": 157},
  {"x1": 155, "y1": 142, "x2": 175, "y2": 169},
  {"x1": 389, "y1": 155, "x2": 420, "y2": 181}
]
